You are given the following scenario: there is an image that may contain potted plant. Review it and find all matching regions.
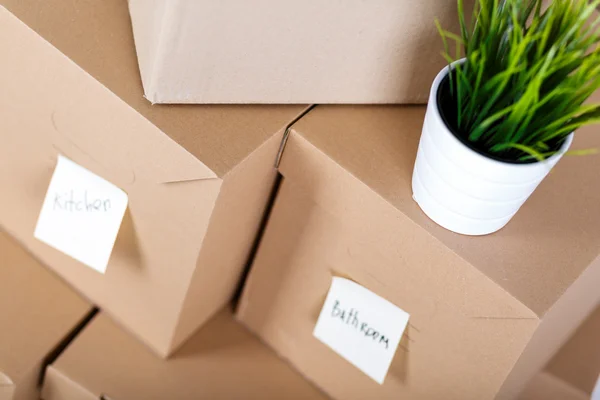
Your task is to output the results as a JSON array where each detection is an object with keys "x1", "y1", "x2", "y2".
[{"x1": 412, "y1": 0, "x2": 600, "y2": 235}]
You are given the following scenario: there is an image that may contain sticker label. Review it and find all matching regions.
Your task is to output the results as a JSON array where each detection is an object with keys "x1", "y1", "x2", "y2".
[
  {"x1": 313, "y1": 277, "x2": 410, "y2": 384},
  {"x1": 34, "y1": 155, "x2": 128, "y2": 273}
]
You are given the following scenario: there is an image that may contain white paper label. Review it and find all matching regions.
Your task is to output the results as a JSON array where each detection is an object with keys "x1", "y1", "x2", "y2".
[
  {"x1": 34, "y1": 155, "x2": 128, "y2": 273},
  {"x1": 592, "y1": 375, "x2": 600, "y2": 400},
  {"x1": 313, "y1": 277, "x2": 410, "y2": 384}
]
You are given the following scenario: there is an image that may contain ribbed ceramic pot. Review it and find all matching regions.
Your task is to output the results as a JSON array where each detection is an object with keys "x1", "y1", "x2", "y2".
[{"x1": 412, "y1": 60, "x2": 573, "y2": 235}]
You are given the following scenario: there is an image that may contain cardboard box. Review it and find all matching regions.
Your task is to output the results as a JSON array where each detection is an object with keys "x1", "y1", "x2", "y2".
[
  {"x1": 0, "y1": 1, "x2": 309, "y2": 357},
  {"x1": 237, "y1": 105, "x2": 600, "y2": 399},
  {"x1": 41, "y1": 309, "x2": 328, "y2": 400},
  {"x1": 520, "y1": 305, "x2": 600, "y2": 400},
  {"x1": 128, "y1": 0, "x2": 471, "y2": 104},
  {"x1": 0, "y1": 230, "x2": 92, "y2": 400}
]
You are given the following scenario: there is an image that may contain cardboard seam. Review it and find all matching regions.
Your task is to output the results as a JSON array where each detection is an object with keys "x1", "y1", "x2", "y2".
[
  {"x1": 165, "y1": 105, "x2": 313, "y2": 351},
  {"x1": 39, "y1": 308, "x2": 99, "y2": 387},
  {"x1": 232, "y1": 172, "x2": 284, "y2": 309},
  {"x1": 274, "y1": 104, "x2": 318, "y2": 168},
  {"x1": 166, "y1": 112, "x2": 307, "y2": 351}
]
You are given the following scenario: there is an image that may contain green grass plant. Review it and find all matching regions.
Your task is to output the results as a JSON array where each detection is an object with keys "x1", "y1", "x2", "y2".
[{"x1": 437, "y1": 0, "x2": 600, "y2": 161}]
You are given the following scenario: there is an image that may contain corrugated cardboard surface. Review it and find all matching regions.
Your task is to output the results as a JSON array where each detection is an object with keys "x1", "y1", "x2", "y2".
[
  {"x1": 238, "y1": 105, "x2": 600, "y2": 399},
  {"x1": 42, "y1": 310, "x2": 329, "y2": 400},
  {"x1": 0, "y1": 231, "x2": 91, "y2": 400},
  {"x1": 128, "y1": 0, "x2": 473, "y2": 104},
  {"x1": 0, "y1": 1, "x2": 308, "y2": 357}
]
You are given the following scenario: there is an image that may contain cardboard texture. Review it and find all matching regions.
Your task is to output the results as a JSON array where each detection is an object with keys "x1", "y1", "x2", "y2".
[
  {"x1": 518, "y1": 372, "x2": 588, "y2": 400},
  {"x1": 0, "y1": 230, "x2": 91, "y2": 400},
  {"x1": 0, "y1": 1, "x2": 308, "y2": 357},
  {"x1": 237, "y1": 105, "x2": 600, "y2": 399},
  {"x1": 519, "y1": 305, "x2": 600, "y2": 400},
  {"x1": 41, "y1": 309, "x2": 329, "y2": 400},
  {"x1": 545, "y1": 304, "x2": 600, "y2": 396},
  {"x1": 128, "y1": 0, "x2": 473, "y2": 104}
]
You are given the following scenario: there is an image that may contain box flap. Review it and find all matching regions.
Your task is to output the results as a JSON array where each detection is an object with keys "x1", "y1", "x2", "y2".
[
  {"x1": 0, "y1": 0, "x2": 306, "y2": 178},
  {"x1": 0, "y1": 5, "x2": 216, "y2": 185},
  {"x1": 280, "y1": 104, "x2": 600, "y2": 318}
]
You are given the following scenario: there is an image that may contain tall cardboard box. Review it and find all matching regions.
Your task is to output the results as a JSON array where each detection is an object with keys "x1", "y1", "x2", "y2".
[
  {"x1": 0, "y1": 231, "x2": 92, "y2": 400},
  {"x1": 237, "y1": 105, "x2": 600, "y2": 399},
  {"x1": 0, "y1": 1, "x2": 308, "y2": 357},
  {"x1": 520, "y1": 305, "x2": 600, "y2": 400},
  {"x1": 128, "y1": 0, "x2": 472, "y2": 104},
  {"x1": 41, "y1": 309, "x2": 328, "y2": 400}
]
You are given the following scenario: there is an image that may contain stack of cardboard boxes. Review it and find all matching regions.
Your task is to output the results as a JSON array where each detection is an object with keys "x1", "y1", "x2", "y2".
[{"x1": 0, "y1": 0, "x2": 597, "y2": 399}]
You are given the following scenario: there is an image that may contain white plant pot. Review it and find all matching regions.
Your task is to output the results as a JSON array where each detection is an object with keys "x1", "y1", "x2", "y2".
[{"x1": 412, "y1": 61, "x2": 573, "y2": 236}]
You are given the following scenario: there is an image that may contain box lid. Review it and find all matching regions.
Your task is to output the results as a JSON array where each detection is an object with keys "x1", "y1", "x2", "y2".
[
  {"x1": 0, "y1": 0, "x2": 306, "y2": 178},
  {"x1": 280, "y1": 104, "x2": 600, "y2": 318},
  {"x1": 0, "y1": 230, "x2": 90, "y2": 399},
  {"x1": 42, "y1": 310, "x2": 328, "y2": 400}
]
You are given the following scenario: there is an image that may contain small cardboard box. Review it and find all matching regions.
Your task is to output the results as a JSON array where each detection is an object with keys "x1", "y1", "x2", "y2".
[
  {"x1": 0, "y1": 1, "x2": 309, "y2": 357},
  {"x1": 520, "y1": 305, "x2": 600, "y2": 400},
  {"x1": 0, "y1": 231, "x2": 92, "y2": 400},
  {"x1": 128, "y1": 0, "x2": 471, "y2": 104},
  {"x1": 237, "y1": 105, "x2": 600, "y2": 399},
  {"x1": 41, "y1": 309, "x2": 328, "y2": 400}
]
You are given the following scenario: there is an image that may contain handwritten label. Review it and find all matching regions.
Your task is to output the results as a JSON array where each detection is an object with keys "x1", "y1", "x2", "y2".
[
  {"x1": 313, "y1": 277, "x2": 410, "y2": 384},
  {"x1": 34, "y1": 155, "x2": 128, "y2": 273},
  {"x1": 592, "y1": 375, "x2": 600, "y2": 400}
]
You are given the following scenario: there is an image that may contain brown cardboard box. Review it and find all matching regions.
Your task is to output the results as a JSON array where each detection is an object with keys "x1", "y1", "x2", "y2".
[
  {"x1": 0, "y1": 1, "x2": 308, "y2": 357},
  {"x1": 41, "y1": 309, "x2": 328, "y2": 400},
  {"x1": 0, "y1": 230, "x2": 92, "y2": 400},
  {"x1": 237, "y1": 105, "x2": 600, "y2": 399},
  {"x1": 128, "y1": 0, "x2": 471, "y2": 104},
  {"x1": 520, "y1": 305, "x2": 600, "y2": 400}
]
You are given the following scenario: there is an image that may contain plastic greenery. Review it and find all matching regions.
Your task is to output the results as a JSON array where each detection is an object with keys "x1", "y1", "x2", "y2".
[{"x1": 437, "y1": 0, "x2": 600, "y2": 161}]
